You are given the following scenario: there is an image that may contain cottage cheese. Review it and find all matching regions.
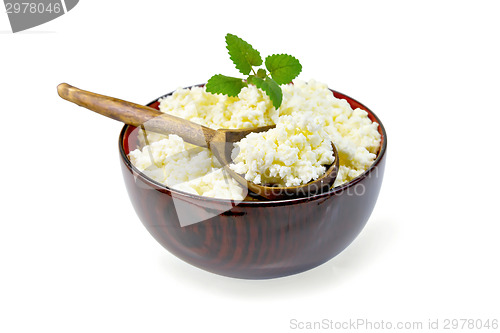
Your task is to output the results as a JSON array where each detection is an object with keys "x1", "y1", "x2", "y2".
[
  {"x1": 279, "y1": 81, "x2": 381, "y2": 185},
  {"x1": 229, "y1": 111, "x2": 334, "y2": 187},
  {"x1": 158, "y1": 85, "x2": 277, "y2": 130},
  {"x1": 128, "y1": 80, "x2": 381, "y2": 199},
  {"x1": 128, "y1": 134, "x2": 246, "y2": 200}
]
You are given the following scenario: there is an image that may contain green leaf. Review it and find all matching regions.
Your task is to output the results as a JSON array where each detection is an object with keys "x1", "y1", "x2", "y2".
[
  {"x1": 206, "y1": 74, "x2": 247, "y2": 97},
  {"x1": 265, "y1": 54, "x2": 302, "y2": 85},
  {"x1": 225, "y1": 33, "x2": 263, "y2": 75},
  {"x1": 248, "y1": 76, "x2": 282, "y2": 109}
]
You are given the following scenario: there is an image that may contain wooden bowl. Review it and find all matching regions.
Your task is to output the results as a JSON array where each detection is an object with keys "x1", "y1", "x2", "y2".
[{"x1": 118, "y1": 88, "x2": 387, "y2": 279}]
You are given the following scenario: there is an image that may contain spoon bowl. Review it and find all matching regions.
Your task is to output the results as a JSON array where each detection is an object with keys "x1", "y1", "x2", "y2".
[{"x1": 57, "y1": 83, "x2": 339, "y2": 200}]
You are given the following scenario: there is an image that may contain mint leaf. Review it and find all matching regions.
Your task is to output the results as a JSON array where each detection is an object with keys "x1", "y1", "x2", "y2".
[
  {"x1": 206, "y1": 74, "x2": 247, "y2": 97},
  {"x1": 248, "y1": 76, "x2": 282, "y2": 109},
  {"x1": 265, "y1": 54, "x2": 302, "y2": 85},
  {"x1": 226, "y1": 33, "x2": 263, "y2": 75}
]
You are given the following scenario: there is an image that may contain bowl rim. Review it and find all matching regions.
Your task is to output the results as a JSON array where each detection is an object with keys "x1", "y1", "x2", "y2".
[{"x1": 118, "y1": 86, "x2": 387, "y2": 207}]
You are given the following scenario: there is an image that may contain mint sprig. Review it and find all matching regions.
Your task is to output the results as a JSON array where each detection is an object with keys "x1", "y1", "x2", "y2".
[{"x1": 206, "y1": 33, "x2": 302, "y2": 109}]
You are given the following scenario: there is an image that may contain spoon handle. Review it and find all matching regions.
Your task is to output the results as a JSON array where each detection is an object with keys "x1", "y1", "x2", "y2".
[{"x1": 57, "y1": 83, "x2": 216, "y2": 148}]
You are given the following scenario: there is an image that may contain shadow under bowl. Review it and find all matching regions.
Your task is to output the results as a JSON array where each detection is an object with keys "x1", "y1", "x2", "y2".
[{"x1": 118, "y1": 88, "x2": 387, "y2": 279}]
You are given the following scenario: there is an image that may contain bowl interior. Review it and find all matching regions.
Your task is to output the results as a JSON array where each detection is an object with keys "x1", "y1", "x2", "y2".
[{"x1": 119, "y1": 89, "x2": 387, "y2": 205}]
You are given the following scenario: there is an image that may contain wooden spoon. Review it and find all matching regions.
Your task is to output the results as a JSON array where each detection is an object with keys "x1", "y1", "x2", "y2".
[{"x1": 57, "y1": 83, "x2": 339, "y2": 200}]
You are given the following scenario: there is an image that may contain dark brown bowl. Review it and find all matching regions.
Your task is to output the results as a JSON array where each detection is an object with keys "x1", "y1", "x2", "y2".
[{"x1": 118, "y1": 88, "x2": 387, "y2": 279}]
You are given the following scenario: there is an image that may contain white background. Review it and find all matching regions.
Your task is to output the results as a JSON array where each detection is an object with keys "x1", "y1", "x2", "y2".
[{"x1": 1, "y1": 1, "x2": 499, "y2": 332}]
